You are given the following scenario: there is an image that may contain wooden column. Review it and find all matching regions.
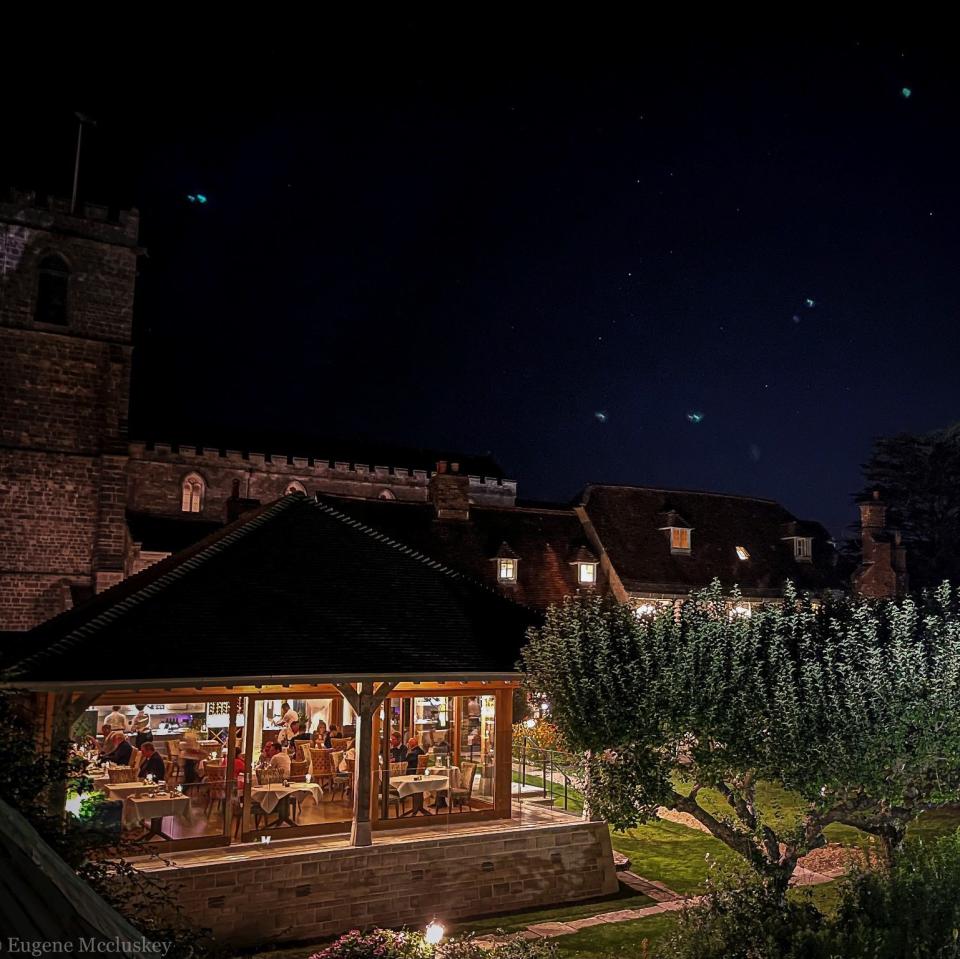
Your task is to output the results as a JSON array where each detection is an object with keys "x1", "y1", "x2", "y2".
[
  {"x1": 494, "y1": 687, "x2": 513, "y2": 819},
  {"x1": 222, "y1": 697, "x2": 238, "y2": 841},
  {"x1": 334, "y1": 681, "x2": 397, "y2": 847},
  {"x1": 241, "y1": 696, "x2": 255, "y2": 836}
]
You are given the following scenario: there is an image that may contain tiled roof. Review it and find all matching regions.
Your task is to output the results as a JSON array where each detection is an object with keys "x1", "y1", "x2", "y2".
[
  {"x1": 581, "y1": 484, "x2": 842, "y2": 596},
  {"x1": 319, "y1": 498, "x2": 605, "y2": 610},
  {"x1": 126, "y1": 510, "x2": 222, "y2": 553},
  {"x1": 4, "y1": 496, "x2": 539, "y2": 688}
]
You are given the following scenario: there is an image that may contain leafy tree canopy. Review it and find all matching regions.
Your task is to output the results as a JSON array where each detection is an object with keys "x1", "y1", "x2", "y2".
[{"x1": 521, "y1": 582, "x2": 960, "y2": 893}]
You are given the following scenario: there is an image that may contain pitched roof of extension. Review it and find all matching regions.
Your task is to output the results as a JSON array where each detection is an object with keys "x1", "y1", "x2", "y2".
[
  {"x1": 3, "y1": 495, "x2": 539, "y2": 690},
  {"x1": 581, "y1": 484, "x2": 843, "y2": 596},
  {"x1": 316, "y1": 497, "x2": 604, "y2": 610}
]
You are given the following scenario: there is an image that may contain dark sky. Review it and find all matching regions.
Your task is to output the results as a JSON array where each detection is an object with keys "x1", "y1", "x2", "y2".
[{"x1": 4, "y1": 34, "x2": 958, "y2": 537}]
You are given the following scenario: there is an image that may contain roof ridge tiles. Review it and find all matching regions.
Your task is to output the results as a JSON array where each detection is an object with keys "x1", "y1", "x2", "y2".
[
  {"x1": 583, "y1": 482, "x2": 781, "y2": 505},
  {"x1": 310, "y1": 496, "x2": 537, "y2": 614}
]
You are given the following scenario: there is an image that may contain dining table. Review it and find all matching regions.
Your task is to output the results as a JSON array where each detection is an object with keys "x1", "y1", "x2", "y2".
[
  {"x1": 391, "y1": 774, "x2": 450, "y2": 817},
  {"x1": 250, "y1": 782, "x2": 324, "y2": 827},
  {"x1": 122, "y1": 792, "x2": 191, "y2": 839}
]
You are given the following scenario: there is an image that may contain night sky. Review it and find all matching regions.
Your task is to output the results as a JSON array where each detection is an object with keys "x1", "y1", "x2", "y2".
[{"x1": 4, "y1": 35, "x2": 958, "y2": 537}]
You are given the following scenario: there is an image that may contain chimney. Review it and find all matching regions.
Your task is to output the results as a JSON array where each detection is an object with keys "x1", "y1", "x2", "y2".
[
  {"x1": 428, "y1": 461, "x2": 470, "y2": 521},
  {"x1": 859, "y1": 490, "x2": 886, "y2": 533},
  {"x1": 852, "y1": 490, "x2": 908, "y2": 599},
  {"x1": 225, "y1": 476, "x2": 261, "y2": 524}
]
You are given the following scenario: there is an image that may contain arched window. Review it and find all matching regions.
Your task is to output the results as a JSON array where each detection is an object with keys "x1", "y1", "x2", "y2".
[
  {"x1": 378, "y1": 489, "x2": 396, "y2": 501},
  {"x1": 35, "y1": 255, "x2": 70, "y2": 325},
  {"x1": 181, "y1": 473, "x2": 205, "y2": 513},
  {"x1": 286, "y1": 481, "x2": 306, "y2": 495}
]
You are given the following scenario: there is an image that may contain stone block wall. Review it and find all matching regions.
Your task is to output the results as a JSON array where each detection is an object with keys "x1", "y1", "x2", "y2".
[
  {"x1": 0, "y1": 194, "x2": 139, "y2": 629},
  {"x1": 127, "y1": 442, "x2": 518, "y2": 521},
  {"x1": 151, "y1": 820, "x2": 617, "y2": 946}
]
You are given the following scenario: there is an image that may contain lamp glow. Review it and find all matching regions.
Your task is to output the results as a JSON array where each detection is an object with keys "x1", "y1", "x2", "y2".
[
  {"x1": 525, "y1": 718, "x2": 536, "y2": 729},
  {"x1": 65, "y1": 794, "x2": 84, "y2": 817},
  {"x1": 635, "y1": 603, "x2": 656, "y2": 617},
  {"x1": 424, "y1": 920, "x2": 445, "y2": 945}
]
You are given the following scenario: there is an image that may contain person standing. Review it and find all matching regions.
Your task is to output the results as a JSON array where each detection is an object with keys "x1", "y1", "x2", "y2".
[
  {"x1": 131, "y1": 705, "x2": 152, "y2": 748},
  {"x1": 105, "y1": 706, "x2": 128, "y2": 733}
]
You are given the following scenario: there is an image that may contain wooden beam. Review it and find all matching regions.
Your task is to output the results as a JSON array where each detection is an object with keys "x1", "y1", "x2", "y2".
[
  {"x1": 350, "y1": 681, "x2": 375, "y2": 846},
  {"x1": 332, "y1": 682, "x2": 360, "y2": 714},
  {"x1": 494, "y1": 688, "x2": 513, "y2": 818}
]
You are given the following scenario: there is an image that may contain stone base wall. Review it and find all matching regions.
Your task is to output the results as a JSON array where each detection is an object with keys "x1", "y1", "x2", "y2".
[{"x1": 152, "y1": 820, "x2": 617, "y2": 946}]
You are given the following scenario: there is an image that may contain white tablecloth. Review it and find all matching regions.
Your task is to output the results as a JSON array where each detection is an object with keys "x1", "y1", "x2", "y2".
[
  {"x1": 104, "y1": 781, "x2": 156, "y2": 802},
  {"x1": 250, "y1": 782, "x2": 323, "y2": 814},
  {"x1": 391, "y1": 774, "x2": 449, "y2": 798},
  {"x1": 122, "y1": 794, "x2": 191, "y2": 828},
  {"x1": 425, "y1": 766, "x2": 461, "y2": 788}
]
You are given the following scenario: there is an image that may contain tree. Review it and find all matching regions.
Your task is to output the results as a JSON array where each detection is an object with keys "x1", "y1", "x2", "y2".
[
  {"x1": 859, "y1": 422, "x2": 960, "y2": 589},
  {"x1": 521, "y1": 582, "x2": 960, "y2": 897}
]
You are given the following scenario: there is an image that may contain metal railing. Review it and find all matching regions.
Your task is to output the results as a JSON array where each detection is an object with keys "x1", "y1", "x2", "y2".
[{"x1": 512, "y1": 737, "x2": 581, "y2": 812}]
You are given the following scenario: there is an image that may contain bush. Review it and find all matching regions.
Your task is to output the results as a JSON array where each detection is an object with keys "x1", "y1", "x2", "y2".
[
  {"x1": 659, "y1": 860, "x2": 824, "y2": 959},
  {"x1": 310, "y1": 928, "x2": 556, "y2": 959},
  {"x1": 662, "y1": 831, "x2": 960, "y2": 959}
]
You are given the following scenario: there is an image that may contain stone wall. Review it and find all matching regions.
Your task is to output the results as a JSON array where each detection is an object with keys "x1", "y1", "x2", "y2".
[
  {"x1": 0, "y1": 193, "x2": 139, "y2": 629},
  {"x1": 127, "y1": 442, "x2": 518, "y2": 521},
  {"x1": 150, "y1": 820, "x2": 617, "y2": 946}
]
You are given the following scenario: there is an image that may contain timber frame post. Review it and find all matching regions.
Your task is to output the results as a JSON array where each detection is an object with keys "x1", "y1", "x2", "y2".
[{"x1": 334, "y1": 680, "x2": 398, "y2": 847}]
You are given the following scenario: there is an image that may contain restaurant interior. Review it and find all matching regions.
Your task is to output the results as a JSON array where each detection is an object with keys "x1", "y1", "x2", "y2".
[{"x1": 72, "y1": 685, "x2": 510, "y2": 850}]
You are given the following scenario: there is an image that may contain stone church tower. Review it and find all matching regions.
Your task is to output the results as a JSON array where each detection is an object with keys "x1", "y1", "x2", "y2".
[{"x1": 0, "y1": 190, "x2": 141, "y2": 629}]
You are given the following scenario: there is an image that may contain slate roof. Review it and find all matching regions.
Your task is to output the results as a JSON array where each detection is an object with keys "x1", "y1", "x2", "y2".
[
  {"x1": 581, "y1": 484, "x2": 842, "y2": 596},
  {"x1": 127, "y1": 510, "x2": 222, "y2": 553},
  {"x1": 4, "y1": 495, "x2": 539, "y2": 689},
  {"x1": 316, "y1": 497, "x2": 604, "y2": 610}
]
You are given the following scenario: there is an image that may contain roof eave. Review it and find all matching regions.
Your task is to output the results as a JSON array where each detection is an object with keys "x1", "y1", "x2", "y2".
[{"x1": 0, "y1": 670, "x2": 523, "y2": 692}]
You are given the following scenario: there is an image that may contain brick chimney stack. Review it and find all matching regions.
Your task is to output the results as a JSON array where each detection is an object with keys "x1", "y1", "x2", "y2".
[
  {"x1": 859, "y1": 490, "x2": 886, "y2": 532},
  {"x1": 852, "y1": 490, "x2": 908, "y2": 598},
  {"x1": 225, "y1": 477, "x2": 261, "y2": 523},
  {"x1": 428, "y1": 461, "x2": 470, "y2": 521}
]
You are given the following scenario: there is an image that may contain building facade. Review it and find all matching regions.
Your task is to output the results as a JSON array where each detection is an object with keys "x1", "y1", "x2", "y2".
[{"x1": 0, "y1": 191, "x2": 896, "y2": 633}]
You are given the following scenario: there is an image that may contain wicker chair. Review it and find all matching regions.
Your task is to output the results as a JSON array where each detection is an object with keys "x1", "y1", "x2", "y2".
[
  {"x1": 309, "y1": 748, "x2": 337, "y2": 791},
  {"x1": 389, "y1": 762, "x2": 406, "y2": 777},
  {"x1": 330, "y1": 738, "x2": 352, "y2": 751},
  {"x1": 289, "y1": 758, "x2": 309, "y2": 782},
  {"x1": 129, "y1": 748, "x2": 142, "y2": 776},
  {"x1": 416, "y1": 753, "x2": 430, "y2": 774},
  {"x1": 294, "y1": 740, "x2": 312, "y2": 762},
  {"x1": 450, "y1": 761, "x2": 479, "y2": 812},
  {"x1": 256, "y1": 766, "x2": 283, "y2": 786},
  {"x1": 203, "y1": 765, "x2": 228, "y2": 816},
  {"x1": 107, "y1": 765, "x2": 135, "y2": 784}
]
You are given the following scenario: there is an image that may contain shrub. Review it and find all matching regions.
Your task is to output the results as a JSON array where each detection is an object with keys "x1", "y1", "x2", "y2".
[
  {"x1": 311, "y1": 928, "x2": 556, "y2": 959},
  {"x1": 662, "y1": 830, "x2": 960, "y2": 959}
]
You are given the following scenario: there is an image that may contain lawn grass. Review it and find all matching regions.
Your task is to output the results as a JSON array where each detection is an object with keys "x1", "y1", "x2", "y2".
[
  {"x1": 452, "y1": 883, "x2": 654, "y2": 935},
  {"x1": 554, "y1": 913, "x2": 677, "y2": 957},
  {"x1": 610, "y1": 819, "x2": 739, "y2": 895}
]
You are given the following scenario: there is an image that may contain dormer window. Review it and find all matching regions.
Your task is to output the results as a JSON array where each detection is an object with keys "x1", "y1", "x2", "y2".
[
  {"x1": 577, "y1": 561, "x2": 597, "y2": 585},
  {"x1": 493, "y1": 542, "x2": 520, "y2": 584},
  {"x1": 659, "y1": 510, "x2": 693, "y2": 554},
  {"x1": 793, "y1": 537, "x2": 812, "y2": 562},
  {"x1": 569, "y1": 545, "x2": 600, "y2": 586},
  {"x1": 670, "y1": 528, "x2": 691, "y2": 552},
  {"x1": 735, "y1": 546, "x2": 750, "y2": 561}
]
